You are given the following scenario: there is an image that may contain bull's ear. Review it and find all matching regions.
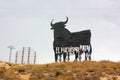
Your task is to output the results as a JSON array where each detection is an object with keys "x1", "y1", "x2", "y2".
[
  {"x1": 51, "y1": 19, "x2": 54, "y2": 27},
  {"x1": 63, "y1": 17, "x2": 68, "y2": 24}
]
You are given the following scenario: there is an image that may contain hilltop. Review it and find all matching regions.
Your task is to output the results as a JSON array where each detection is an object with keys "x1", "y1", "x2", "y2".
[{"x1": 0, "y1": 61, "x2": 120, "y2": 80}]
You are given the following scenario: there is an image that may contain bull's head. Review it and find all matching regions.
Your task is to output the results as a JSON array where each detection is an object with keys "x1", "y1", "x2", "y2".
[{"x1": 50, "y1": 17, "x2": 68, "y2": 30}]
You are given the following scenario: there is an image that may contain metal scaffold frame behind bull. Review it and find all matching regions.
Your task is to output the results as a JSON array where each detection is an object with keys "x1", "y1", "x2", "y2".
[
  {"x1": 51, "y1": 17, "x2": 92, "y2": 62},
  {"x1": 15, "y1": 47, "x2": 36, "y2": 64}
]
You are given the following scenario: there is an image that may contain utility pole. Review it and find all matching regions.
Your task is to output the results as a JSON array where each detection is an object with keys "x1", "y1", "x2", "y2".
[
  {"x1": 21, "y1": 47, "x2": 24, "y2": 64},
  {"x1": 8, "y1": 45, "x2": 15, "y2": 63},
  {"x1": 34, "y1": 51, "x2": 36, "y2": 64},
  {"x1": 27, "y1": 47, "x2": 30, "y2": 64},
  {"x1": 15, "y1": 51, "x2": 18, "y2": 64}
]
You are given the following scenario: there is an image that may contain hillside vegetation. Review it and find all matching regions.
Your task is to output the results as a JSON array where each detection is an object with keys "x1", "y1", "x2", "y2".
[{"x1": 0, "y1": 60, "x2": 120, "y2": 80}]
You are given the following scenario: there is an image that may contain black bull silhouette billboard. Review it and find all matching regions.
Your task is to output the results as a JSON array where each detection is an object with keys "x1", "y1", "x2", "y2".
[{"x1": 51, "y1": 17, "x2": 92, "y2": 62}]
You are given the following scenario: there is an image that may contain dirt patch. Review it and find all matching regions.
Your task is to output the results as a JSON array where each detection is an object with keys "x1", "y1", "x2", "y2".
[{"x1": 20, "y1": 74, "x2": 30, "y2": 80}]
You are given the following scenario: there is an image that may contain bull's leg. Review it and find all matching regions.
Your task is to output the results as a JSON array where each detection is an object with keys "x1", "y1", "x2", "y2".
[
  {"x1": 63, "y1": 53, "x2": 66, "y2": 62},
  {"x1": 55, "y1": 53, "x2": 58, "y2": 62},
  {"x1": 74, "y1": 51, "x2": 78, "y2": 61},
  {"x1": 85, "y1": 52, "x2": 87, "y2": 61},
  {"x1": 59, "y1": 54, "x2": 62, "y2": 62},
  {"x1": 88, "y1": 52, "x2": 91, "y2": 61},
  {"x1": 89, "y1": 55, "x2": 91, "y2": 61},
  {"x1": 68, "y1": 52, "x2": 70, "y2": 62},
  {"x1": 79, "y1": 52, "x2": 82, "y2": 61}
]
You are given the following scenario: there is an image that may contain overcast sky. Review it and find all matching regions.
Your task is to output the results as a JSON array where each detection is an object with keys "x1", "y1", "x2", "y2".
[{"x1": 0, "y1": 0, "x2": 120, "y2": 64}]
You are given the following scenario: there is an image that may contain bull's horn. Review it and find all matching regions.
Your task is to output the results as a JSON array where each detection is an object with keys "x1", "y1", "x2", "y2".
[
  {"x1": 63, "y1": 16, "x2": 68, "y2": 24},
  {"x1": 50, "y1": 19, "x2": 54, "y2": 27}
]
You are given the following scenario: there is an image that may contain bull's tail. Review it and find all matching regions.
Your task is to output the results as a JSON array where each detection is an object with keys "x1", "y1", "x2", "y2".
[{"x1": 89, "y1": 43, "x2": 92, "y2": 54}]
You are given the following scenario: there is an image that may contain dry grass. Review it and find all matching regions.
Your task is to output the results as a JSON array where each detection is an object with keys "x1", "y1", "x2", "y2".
[{"x1": 0, "y1": 60, "x2": 120, "y2": 80}]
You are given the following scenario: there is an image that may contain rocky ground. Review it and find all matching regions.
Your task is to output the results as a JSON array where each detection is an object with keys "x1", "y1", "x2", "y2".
[{"x1": 0, "y1": 60, "x2": 120, "y2": 80}]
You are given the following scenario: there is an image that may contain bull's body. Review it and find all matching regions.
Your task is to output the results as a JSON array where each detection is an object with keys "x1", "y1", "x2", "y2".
[
  {"x1": 51, "y1": 17, "x2": 92, "y2": 62},
  {"x1": 71, "y1": 30, "x2": 91, "y2": 46}
]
